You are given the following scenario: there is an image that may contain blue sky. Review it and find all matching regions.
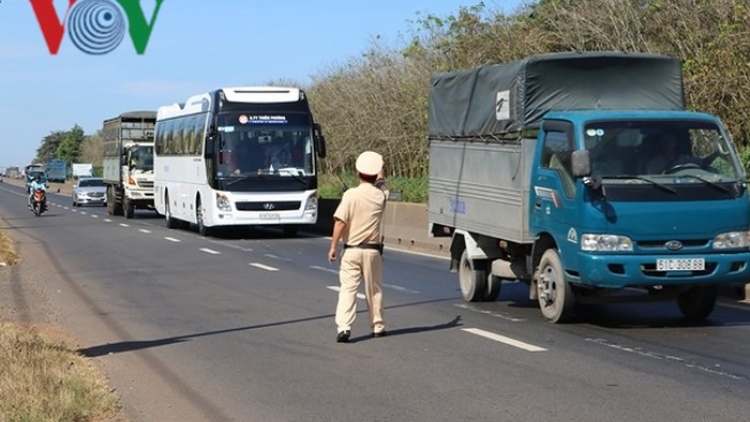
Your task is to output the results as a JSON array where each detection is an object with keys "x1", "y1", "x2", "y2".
[{"x1": 0, "y1": 0, "x2": 523, "y2": 170}]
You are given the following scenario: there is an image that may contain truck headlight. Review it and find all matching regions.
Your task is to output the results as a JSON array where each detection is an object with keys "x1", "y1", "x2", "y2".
[
  {"x1": 581, "y1": 234, "x2": 633, "y2": 252},
  {"x1": 305, "y1": 193, "x2": 318, "y2": 211},
  {"x1": 216, "y1": 193, "x2": 231, "y2": 211},
  {"x1": 713, "y1": 231, "x2": 750, "y2": 249}
]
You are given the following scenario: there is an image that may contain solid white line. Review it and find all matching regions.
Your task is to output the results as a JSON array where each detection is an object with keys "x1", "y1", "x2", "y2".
[
  {"x1": 164, "y1": 237, "x2": 181, "y2": 243},
  {"x1": 310, "y1": 265, "x2": 339, "y2": 275},
  {"x1": 326, "y1": 285, "x2": 366, "y2": 300},
  {"x1": 454, "y1": 303, "x2": 526, "y2": 322},
  {"x1": 104, "y1": 218, "x2": 112, "y2": 222},
  {"x1": 119, "y1": 223, "x2": 129, "y2": 227},
  {"x1": 462, "y1": 328, "x2": 547, "y2": 352},
  {"x1": 200, "y1": 248, "x2": 220, "y2": 255},
  {"x1": 139, "y1": 229, "x2": 152, "y2": 234},
  {"x1": 249, "y1": 262, "x2": 279, "y2": 271}
]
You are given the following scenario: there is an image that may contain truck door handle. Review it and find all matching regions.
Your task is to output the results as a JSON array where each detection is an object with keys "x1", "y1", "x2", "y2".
[{"x1": 535, "y1": 198, "x2": 542, "y2": 209}]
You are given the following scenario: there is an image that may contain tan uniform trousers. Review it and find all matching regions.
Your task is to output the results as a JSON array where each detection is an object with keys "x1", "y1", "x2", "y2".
[{"x1": 335, "y1": 247, "x2": 384, "y2": 333}]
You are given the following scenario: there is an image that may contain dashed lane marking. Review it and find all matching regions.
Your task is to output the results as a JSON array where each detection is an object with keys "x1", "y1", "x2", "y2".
[
  {"x1": 250, "y1": 263, "x2": 279, "y2": 271},
  {"x1": 200, "y1": 248, "x2": 220, "y2": 255},
  {"x1": 326, "y1": 285, "x2": 366, "y2": 300},
  {"x1": 462, "y1": 328, "x2": 547, "y2": 352},
  {"x1": 165, "y1": 237, "x2": 181, "y2": 243},
  {"x1": 454, "y1": 303, "x2": 526, "y2": 322}
]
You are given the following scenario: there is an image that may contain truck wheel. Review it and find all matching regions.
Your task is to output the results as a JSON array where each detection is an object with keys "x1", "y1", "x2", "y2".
[
  {"x1": 536, "y1": 249, "x2": 576, "y2": 323},
  {"x1": 164, "y1": 193, "x2": 179, "y2": 229},
  {"x1": 459, "y1": 250, "x2": 488, "y2": 302},
  {"x1": 106, "y1": 187, "x2": 115, "y2": 216},
  {"x1": 484, "y1": 275, "x2": 502, "y2": 301},
  {"x1": 677, "y1": 285, "x2": 717, "y2": 322},
  {"x1": 124, "y1": 198, "x2": 135, "y2": 219}
]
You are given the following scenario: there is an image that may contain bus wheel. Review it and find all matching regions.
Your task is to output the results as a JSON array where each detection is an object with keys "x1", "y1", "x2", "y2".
[
  {"x1": 196, "y1": 199, "x2": 211, "y2": 237},
  {"x1": 165, "y1": 193, "x2": 179, "y2": 229},
  {"x1": 536, "y1": 249, "x2": 576, "y2": 323},
  {"x1": 677, "y1": 285, "x2": 717, "y2": 322}
]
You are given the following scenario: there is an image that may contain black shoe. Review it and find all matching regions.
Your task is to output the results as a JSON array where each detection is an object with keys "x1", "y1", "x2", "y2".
[
  {"x1": 372, "y1": 330, "x2": 387, "y2": 338},
  {"x1": 336, "y1": 330, "x2": 351, "y2": 343}
]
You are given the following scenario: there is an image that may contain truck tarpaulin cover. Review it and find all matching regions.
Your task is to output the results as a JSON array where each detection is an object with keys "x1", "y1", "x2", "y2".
[{"x1": 427, "y1": 52, "x2": 685, "y2": 137}]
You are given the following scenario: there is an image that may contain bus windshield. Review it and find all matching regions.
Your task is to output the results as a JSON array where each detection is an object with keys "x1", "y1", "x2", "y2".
[{"x1": 214, "y1": 112, "x2": 314, "y2": 177}]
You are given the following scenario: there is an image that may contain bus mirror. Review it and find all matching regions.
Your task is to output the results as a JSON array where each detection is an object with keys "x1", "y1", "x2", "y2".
[
  {"x1": 205, "y1": 130, "x2": 218, "y2": 158},
  {"x1": 316, "y1": 134, "x2": 327, "y2": 158}
]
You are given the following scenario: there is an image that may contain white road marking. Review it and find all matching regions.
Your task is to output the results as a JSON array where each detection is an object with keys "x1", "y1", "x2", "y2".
[
  {"x1": 310, "y1": 265, "x2": 338, "y2": 274},
  {"x1": 104, "y1": 218, "x2": 112, "y2": 222},
  {"x1": 250, "y1": 263, "x2": 279, "y2": 271},
  {"x1": 383, "y1": 283, "x2": 420, "y2": 294},
  {"x1": 71, "y1": 209, "x2": 77, "y2": 212},
  {"x1": 164, "y1": 237, "x2": 181, "y2": 243},
  {"x1": 462, "y1": 328, "x2": 547, "y2": 352},
  {"x1": 119, "y1": 223, "x2": 129, "y2": 227},
  {"x1": 80, "y1": 211, "x2": 87, "y2": 215},
  {"x1": 139, "y1": 229, "x2": 152, "y2": 234},
  {"x1": 91, "y1": 215, "x2": 98, "y2": 218},
  {"x1": 587, "y1": 338, "x2": 745, "y2": 380},
  {"x1": 63, "y1": 207, "x2": 69, "y2": 210},
  {"x1": 326, "y1": 285, "x2": 366, "y2": 300},
  {"x1": 454, "y1": 303, "x2": 526, "y2": 322},
  {"x1": 264, "y1": 253, "x2": 290, "y2": 261},
  {"x1": 200, "y1": 248, "x2": 220, "y2": 255}
]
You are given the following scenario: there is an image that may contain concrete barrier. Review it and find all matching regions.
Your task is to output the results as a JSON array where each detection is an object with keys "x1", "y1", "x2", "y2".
[{"x1": 310, "y1": 198, "x2": 451, "y2": 257}]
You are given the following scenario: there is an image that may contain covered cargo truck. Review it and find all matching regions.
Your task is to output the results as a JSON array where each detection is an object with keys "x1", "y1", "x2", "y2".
[
  {"x1": 428, "y1": 51, "x2": 750, "y2": 323},
  {"x1": 102, "y1": 110, "x2": 156, "y2": 219}
]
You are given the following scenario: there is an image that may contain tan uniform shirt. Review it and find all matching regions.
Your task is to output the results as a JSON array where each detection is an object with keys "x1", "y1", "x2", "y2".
[{"x1": 333, "y1": 182, "x2": 386, "y2": 245}]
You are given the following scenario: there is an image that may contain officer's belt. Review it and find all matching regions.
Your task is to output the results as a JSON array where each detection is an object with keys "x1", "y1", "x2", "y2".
[{"x1": 343, "y1": 243, "x2": 383, "y2": 254}]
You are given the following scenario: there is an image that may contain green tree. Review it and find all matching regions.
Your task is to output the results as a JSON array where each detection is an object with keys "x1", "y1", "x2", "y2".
[
  {"x1": 34, "y1": 130, "x2": 66, "y2": 163},
  {"x1": 56, "y1": 124, "x2": 86, "y2": 165}
]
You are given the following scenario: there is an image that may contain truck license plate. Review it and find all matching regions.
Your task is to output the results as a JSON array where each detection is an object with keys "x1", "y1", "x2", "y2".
[
  {"x1": 656, "y1": 258, "x2": 705, "y2": 271},
  {"x1": 259, "y1": 213, "x2": 281, "y2": 221}
]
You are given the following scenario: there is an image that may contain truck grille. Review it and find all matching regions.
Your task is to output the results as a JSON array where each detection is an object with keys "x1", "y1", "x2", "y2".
[{"x1": 137, "y1": 180, "x2": 154, "y2": 188}]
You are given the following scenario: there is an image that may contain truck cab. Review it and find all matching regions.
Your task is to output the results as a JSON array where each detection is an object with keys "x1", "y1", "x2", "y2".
[{"x1": 427, "y1": 52, "x2": 750, "y2": 323}]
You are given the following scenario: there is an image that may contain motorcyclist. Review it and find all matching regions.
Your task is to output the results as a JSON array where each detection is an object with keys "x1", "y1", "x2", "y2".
[{"x1": 28, "y1": 174, "x2": 47, "y2": 209}]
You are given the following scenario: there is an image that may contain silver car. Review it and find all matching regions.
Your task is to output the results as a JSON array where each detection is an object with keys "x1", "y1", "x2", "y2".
[{"x1": 72, "y1": 178, "x2": 107, "y2": 207}]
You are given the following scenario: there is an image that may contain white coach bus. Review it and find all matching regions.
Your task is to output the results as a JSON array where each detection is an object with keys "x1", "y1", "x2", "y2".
[{"x1": 153, "y1": 86, "x2": 327, "y2": 236}]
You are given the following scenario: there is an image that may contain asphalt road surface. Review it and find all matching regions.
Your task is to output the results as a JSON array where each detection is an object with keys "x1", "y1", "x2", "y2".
[{"x1": 2, "y1": 181, "x2": 750, "y2": 422}]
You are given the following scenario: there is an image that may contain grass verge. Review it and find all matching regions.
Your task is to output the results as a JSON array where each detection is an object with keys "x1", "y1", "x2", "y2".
[
  {"x1": 0, "y1": 323, "x2": 123, "y2": 421},
  {"x1": 0, "y1": 228, "x2": 18, "y2": 266}
]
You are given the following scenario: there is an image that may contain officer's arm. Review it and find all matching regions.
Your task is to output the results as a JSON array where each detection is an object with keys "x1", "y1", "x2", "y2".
[{"x1": 330, "y1": 218, "x2": 347, "y2": 248}]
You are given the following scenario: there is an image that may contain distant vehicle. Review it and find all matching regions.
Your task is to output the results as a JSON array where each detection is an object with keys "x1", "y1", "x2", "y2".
[
  {"x1": 72, "y1": 177, "x2": 107, "y2": 207},
  {"x1": 153, "y1": 86, "x2": 327, "y2": 237},
  {"x1": 72, "y1": 163, "x2": 94, "y2": 179},
  {"x1": 102, "y1": 111, "x2": 156, "y2": 219},
  {"x1": 45, "y1": 159, "x2": 67, "y2": 183}
]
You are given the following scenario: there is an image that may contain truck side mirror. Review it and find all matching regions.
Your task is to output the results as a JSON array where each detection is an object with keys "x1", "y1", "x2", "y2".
[{"x1": 571, "y1": 149, "x2": 591, "y2": 177}]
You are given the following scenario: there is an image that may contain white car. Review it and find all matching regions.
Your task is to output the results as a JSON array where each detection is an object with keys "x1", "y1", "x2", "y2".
[{"x1": 72, "y1": 178, "x2": 107, "y2": 207}]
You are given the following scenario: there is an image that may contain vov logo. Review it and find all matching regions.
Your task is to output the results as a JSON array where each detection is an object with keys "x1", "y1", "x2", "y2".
[{"x1": 30, "y1": 0, "x2": 165, "y2": 55}]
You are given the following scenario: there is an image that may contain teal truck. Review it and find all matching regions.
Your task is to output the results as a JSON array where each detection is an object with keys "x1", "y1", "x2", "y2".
[
  {"x1": 428, "y1": 52, "x2": 750, "y2": 323},
  {"x1": 45, "y1": 159, "x2": 67, "y2": 183}
]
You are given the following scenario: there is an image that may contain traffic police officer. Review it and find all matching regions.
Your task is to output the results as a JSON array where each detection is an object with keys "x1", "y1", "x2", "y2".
[{"x1": 328, "y1": 151, "x2": 388, "y2": 343}]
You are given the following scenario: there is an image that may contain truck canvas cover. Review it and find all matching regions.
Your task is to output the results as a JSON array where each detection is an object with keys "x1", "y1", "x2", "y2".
[{"x1": 428, "y1": 52, "x2": 685, "y2": 138}]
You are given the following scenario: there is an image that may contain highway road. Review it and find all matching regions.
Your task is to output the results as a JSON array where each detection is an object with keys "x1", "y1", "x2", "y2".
[{"x1": 2, "y1": 181, "x2": 750, "y2": 422}]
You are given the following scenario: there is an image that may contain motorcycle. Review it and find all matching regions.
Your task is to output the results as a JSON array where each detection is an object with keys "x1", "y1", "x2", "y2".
[{"x1": 30, "y1": 188, "x2": 47, "y2": 216}]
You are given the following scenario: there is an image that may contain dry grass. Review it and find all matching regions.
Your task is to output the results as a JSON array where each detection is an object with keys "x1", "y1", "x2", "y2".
[
  {"x1": 0, "y1": 229, "x2": 18, "y2": 266},
  {"x1": 0, "y1": 322, "x2": 123, "y2": 422}
]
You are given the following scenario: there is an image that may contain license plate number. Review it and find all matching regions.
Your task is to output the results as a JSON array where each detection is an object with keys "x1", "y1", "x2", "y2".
[
  {"x1": 259, "y1": 213, "x2": 280, "y2": 221},
  {"x1": 656, "y1": 258, "x2": 705, "y2": 271}
]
